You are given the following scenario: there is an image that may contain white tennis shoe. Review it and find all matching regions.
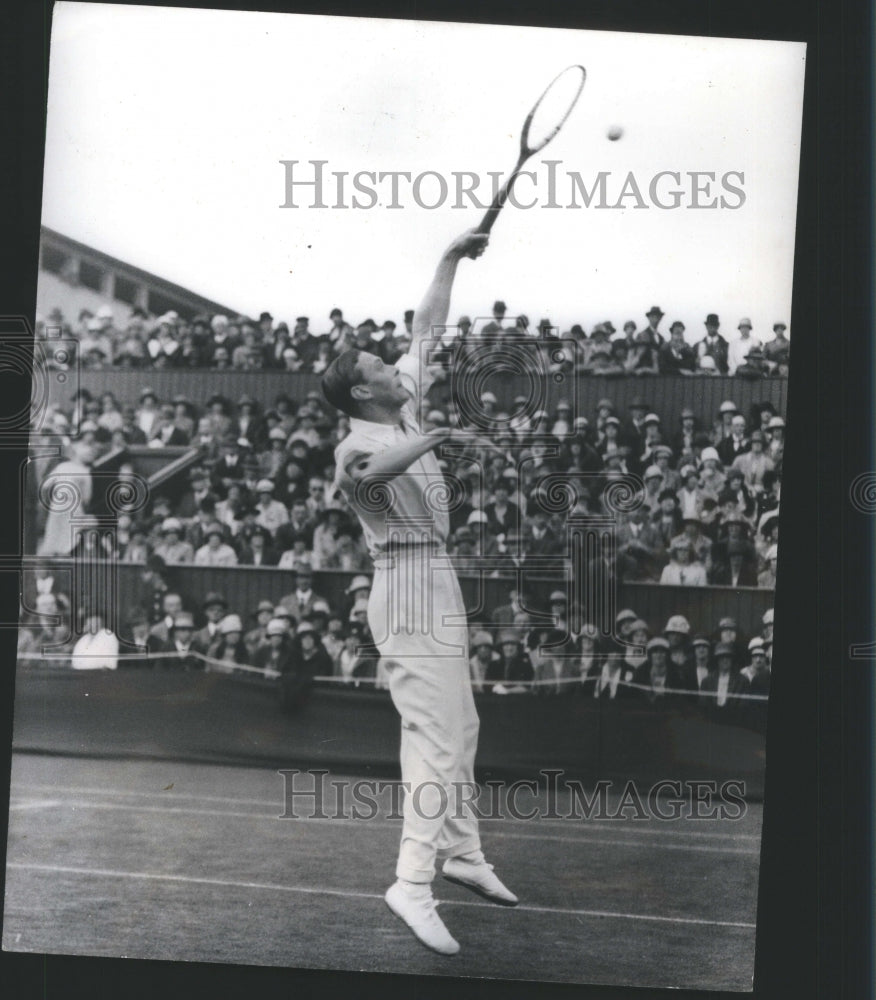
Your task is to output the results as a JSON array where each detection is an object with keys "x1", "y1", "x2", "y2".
[
  {"x1": 442, "y1": 856, "x2": 519, "y2": 906},
  {"x1": 384, "y1": 881, "x2": 460, "y2": 955}
]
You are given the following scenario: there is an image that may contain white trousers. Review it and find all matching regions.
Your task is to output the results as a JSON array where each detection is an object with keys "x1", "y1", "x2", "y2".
[{"x1": 367, "y1": 547, "x2": 481, "y2": 883}]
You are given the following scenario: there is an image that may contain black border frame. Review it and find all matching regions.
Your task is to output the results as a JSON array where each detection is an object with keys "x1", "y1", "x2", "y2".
[{"x1": 1, "y1": 1, "x2": 871, "y2": 998}]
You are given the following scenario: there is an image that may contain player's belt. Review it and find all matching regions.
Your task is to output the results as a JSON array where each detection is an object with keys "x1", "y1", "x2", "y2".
[{"x1": 373, "y1": 539, "x2": 445, "y2": 556}]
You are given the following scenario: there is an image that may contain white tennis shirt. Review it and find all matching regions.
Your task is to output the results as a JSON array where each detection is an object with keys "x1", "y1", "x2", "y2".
[{"x1": 332, "y1": 352, "x2": 450, "y2": 556}]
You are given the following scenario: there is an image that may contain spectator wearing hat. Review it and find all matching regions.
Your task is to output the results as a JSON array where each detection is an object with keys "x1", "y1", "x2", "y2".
[
  {"x1": 716, "y1": 414, "x2": 750, "y2": 466},
  {"x1": 596, "y1": 414, "x2": 623, "y2": 463},
  {"x1": 194, "y1": 522, "x2": 238, "y2": 566},
  {"x1": 629, "y1": 325, "x2": 661, "y2": 375},
  {"x1": 153, "y1": 518, "x2": 194, "y2": 565},
  {"x1": 616, "y1": 505, "x2": 665, "y2": 582},
  {"x1": 320, "y1": 613, "x2": 347, "y2": 672},
  {"x1": 585, "y1": 324, "x2": 616, "y2": 373},
  {"x1": 664, "y1": 615, "x2": 696, "y2": 690},
  {"x1": 277, "y1": 525, "x2": 315, "y2": 572},
  {"x1": 670, "y1": 407, "x2": 700, "y2": 457},
  {"x1": 234, "y1": 396, "x2": 266, "y2": 449},
  {"x1": 698, "y1": 447, "x2": 725, "y2": 499},
  {"x1": 636, "y1": 413, "x2": 664, "y2": 469},
  {"x1": 632, "y1": 637, "x2": 684, "y2": 705},
  {"x1": 189, "y1": 592, "x2": 228, "y2": 654},
  {"x1": 763, "y1": 323, "x2": 790, "y2": 374},
  {"x1": 758, "y1": 544, "x2": 779, "y2": 589},
  {"x1": 254, "y1": 479, "x2": 290, "y2": 536},
  {"x1": 641, "y1": 306, "x2": 666, "y2": 345},
  {"x1": 258, "y1": 425, "x2": 289, "y2": 480},
  {"x1": 484, "y1": 468, "x2": 521, "y2": 536},
  {"x1": 214, "y1": 481, "x2": 252, "y2": 537},
  {"x1": 38, "y1": 438, "x2": 98, "y2": 557},
  {"x1": 726, "y1": 318, "x2": 762, "y2": 375},
  {"x1": 741, "y1": 637, "x2": 771, "y2": 695},
  {"x1": 146, "y1": 319, "x2": 182, "y2": 368},
  {"x1": 660, "y1": 537, "x2": 707, "y2": 586},
  {"x1": 205, "y1": 315, "x2": 241, "y2": 362},
  {"x1": 732, "y1": 430, "x2": 775, "y2": 494},
  {"x1": 289, "y1": 317, "x2": 320, "y2": 372},
  {"x1": 148, "y1": 401, "x2": 190, "y2": 447},
  {"x1": 658, "y1": 322, "x2": 696, "y2": 374},
  {"x1": 322, "y1": 528, "x2": 370, "y2": 572},
  {"x1": 734, "y1": 346, "x2": 768, "y2": 379},
  {"x1": 766, "y1": 416, "x2": 785, "y2": 464},
  {"x1": 278, "y1": 490, "x2": 316, "y2": 548},
  {"x1": 691, "y1": 636, "x2": 713, "y2": 691},
  {"x1": 310, "y1": 507, "x2": 348, "y2": 569},
  {"x1": 713, "y1": 617, "x2": 747, "y2": 669},
  {"x1": 651, "y1": 488, "x2": 684, "y2": 549},
  {"x1": 623, "y1": 396, "x2": 649, "y2": 453},
  {"x1": 238, "y1": 525, "x2": 279, "y2": 567},
  {"x1": 713, "y1": 399, "x2": 739, "y2": 443},
  {"x1": 695, "y1": 314, "x2": 730, "y2": 374},
  {"x1": 254, "y1": 618, "x2": 296, "y2": 680},
  {"x1": 699, "y1": 643, "x2": 750, "y2": 713},
  {"x1": 135, "y1": 388, "x2": 163, "y2": 440},
  {"x1": 245, "y1": 600, "x2": 279, "y2": 659},
  {"x1": 641, "y1": 464, "x2": 665, "y2": 514},
  {"x1": 295, "y1": 618, "x2": 333, "y2": 680},
  {"x1": 596, "y1": 618, "x2": 647, "y2": 700},
  {"x1": 206, "y1": 614, "x2": 249, "y2": 672},
  {"x1": 755, "y1": 509, "x2": 780, "y2": 568},
  {"x1": 651, "y1": 445, "x2": 679, "y2": 491},
  {"x1": 671, "y1": 514, "x2": 713, "y2": 573},
  {"x1": 211, "y1": 437, "x2": 245, "y2": 497},
  {"x1": 489, "y1": 631, "x2": 534, "y2": 692},
  {"x1": 528, "y1": 627, "x2": 576, "y2": 695},
  {"x1": 150, "y1": 611, "x2": 200, "y2": 671},
  {"x1": 469, "y1": 631, "x2": 498, "y2": 694},
  {"x1": 722, "y1": 467, "x2": 757, "y2": 522},
  {"x1": 279, "y1": 563, "x2": 326, "y2": 621}
]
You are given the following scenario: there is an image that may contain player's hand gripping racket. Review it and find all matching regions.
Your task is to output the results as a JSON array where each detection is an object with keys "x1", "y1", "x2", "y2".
[{"x1": 477, "y1": 64, "x2": 586, "y2": 235}]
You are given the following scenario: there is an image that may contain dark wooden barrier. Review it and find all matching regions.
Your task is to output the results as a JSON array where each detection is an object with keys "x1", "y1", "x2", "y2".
[
  {"x1": 27, "y1": 559, "x2": 773, "y2": 642},
  {"x1": 10, "y1": 667, "x2": 766, "y2": 797},
  {"x1": 67, "y1": 370, "x2": 786, "y2": 429}
]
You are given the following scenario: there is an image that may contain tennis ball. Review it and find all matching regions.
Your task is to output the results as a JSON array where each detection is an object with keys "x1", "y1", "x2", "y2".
[{"x1": 607, "y1": 125, "x2": 624, "y2": 141}]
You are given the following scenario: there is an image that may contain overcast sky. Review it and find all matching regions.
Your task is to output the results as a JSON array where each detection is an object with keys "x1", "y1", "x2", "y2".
[{"x1": 43, "y1": 3, "x2": 805, "y2": 338}]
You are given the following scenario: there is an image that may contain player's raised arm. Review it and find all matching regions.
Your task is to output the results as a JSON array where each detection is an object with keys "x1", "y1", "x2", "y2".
[{"x1": 408, "y1": 230, "x2": 488, "y2": 355}]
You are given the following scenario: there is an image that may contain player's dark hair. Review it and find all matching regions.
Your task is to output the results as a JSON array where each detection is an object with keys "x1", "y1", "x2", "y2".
[{"x1": 322, "y1": 349, "x2": 364, "y2": 417}]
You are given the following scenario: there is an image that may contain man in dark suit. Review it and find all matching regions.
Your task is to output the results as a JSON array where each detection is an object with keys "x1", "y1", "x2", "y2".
[
  {"x1": 657, "y1": 320, "x2": 695, "y2": 374},
  {"x1": 149, "y1": 611, "x2": 201, "y2": 670},
  {"x1": 640, "y1": 305, "x2": 667, "y2": 347},
  {"x1": 699, "y1": 643, "x2": 751, "y2": 714},
  {"x1": 191, "y1": 592, "x2": 228, "y2": 654},
  {"x1": 695, "y1": 314, "x2": 730, "y2": 374},
  {"x1": 716, "y1": 414, "x2": 751, "y2": 466}
]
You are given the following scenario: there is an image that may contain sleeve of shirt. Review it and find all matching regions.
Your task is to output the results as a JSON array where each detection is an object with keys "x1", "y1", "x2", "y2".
[
  {"x1": 332, "y1": 438, "x2": 375, "y2": 499},
  {"x1": 395, "y1": 348, "x2": 435, "y2": 406}
]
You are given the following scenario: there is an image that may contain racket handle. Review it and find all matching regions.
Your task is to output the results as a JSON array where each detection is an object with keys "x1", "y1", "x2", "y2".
[{"x1": 476, "y1": 159, "x2": 526, "y2": 235}]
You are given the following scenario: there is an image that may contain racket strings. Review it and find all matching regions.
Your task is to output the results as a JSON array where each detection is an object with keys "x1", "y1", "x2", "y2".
[{"x1": 523, "y1": 65, "x2": 586, "y2": 153}]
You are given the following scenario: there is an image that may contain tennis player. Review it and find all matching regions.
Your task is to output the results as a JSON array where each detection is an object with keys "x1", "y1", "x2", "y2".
[{"x1": 323, "y1": 229, "x2": 517, "y2": 955}]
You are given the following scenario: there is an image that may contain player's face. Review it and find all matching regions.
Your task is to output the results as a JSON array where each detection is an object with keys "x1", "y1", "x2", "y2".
[{"x1": 358, "y1": 354, "x2": 409, "y2": 406}]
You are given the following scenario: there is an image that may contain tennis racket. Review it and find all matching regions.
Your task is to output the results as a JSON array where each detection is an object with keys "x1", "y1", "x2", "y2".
[{"x1": 477, "y1": 64, "x2": 586, "y2": 235}]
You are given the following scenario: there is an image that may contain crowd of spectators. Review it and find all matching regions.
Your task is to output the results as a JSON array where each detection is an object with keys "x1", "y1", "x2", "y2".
[
  {"x1": 17, "y1": 566, "x2": 772, "y2": 717},
  {"x1": 38, "y1": 301, "x2": 790, "y2": 377},
  {"x1": 34, "y1": 376, "x2": 783, "y2": 588},
  {"x1": 23, "y1": 300, "x2": 784, "y2": 718}
]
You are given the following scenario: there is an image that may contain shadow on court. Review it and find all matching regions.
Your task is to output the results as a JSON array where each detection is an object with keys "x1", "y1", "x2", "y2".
[{"x1": 3, "y1": 753, "x2": 760, "y2": 991}]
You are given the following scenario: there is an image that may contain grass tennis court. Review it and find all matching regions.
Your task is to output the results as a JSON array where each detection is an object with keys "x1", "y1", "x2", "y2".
[{"x1": 4, "y1": 752, "x2": 761, "y2": 991}]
